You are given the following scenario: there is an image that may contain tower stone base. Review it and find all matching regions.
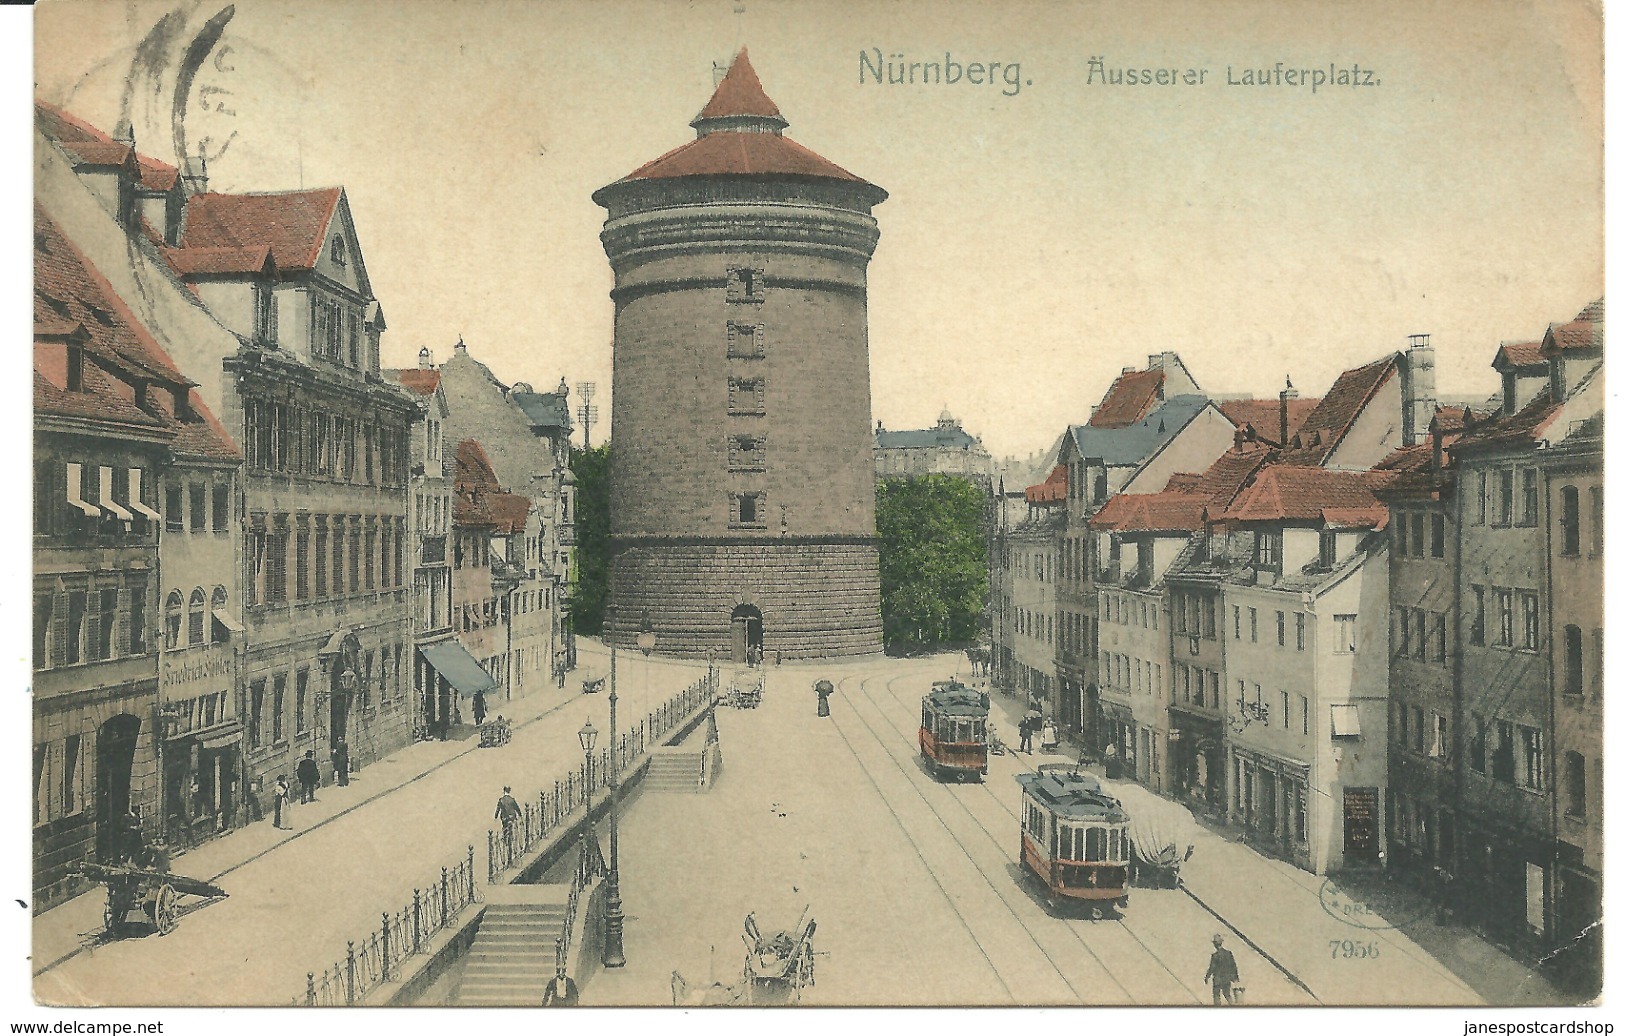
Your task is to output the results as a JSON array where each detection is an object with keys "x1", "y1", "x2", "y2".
[{"x1": 607, "y1": 536, "x2": 882, "y2": 660}]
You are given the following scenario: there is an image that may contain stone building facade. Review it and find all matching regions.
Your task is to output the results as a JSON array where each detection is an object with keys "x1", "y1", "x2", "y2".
[
  {"x1": 874, "y1": 409, "x2": 993, "y2": 479},
  {"x1": 595, "y1": 49, "x2": 886, "y2": 661}
]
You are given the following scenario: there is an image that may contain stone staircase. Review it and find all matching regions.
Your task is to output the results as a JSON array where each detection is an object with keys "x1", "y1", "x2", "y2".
[
  {"x1": 454, "y1": 885, "x2": 570, "y2": 1006},
  {"x1": 643, "y1": 748, "x2": 706, "y2": 792}
]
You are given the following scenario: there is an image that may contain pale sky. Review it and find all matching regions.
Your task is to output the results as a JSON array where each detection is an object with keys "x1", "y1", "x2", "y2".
[{"x1": 34, "y1": 0, "x2": 1605, "y2": 459}]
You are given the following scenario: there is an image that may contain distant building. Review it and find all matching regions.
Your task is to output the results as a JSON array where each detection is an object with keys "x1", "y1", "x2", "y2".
[{"x1": 874, "y1": 409, "x2": 993, "y2": 479}]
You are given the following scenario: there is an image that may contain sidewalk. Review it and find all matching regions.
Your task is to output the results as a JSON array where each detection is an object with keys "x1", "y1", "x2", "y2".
[{"x1": 31, "y1": 639, "x2": 707, "y2": 1007}]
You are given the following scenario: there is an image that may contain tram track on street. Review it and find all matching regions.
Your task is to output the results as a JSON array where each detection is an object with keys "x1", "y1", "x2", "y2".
[
  {"x1": 829, "y1": 671, "x2": 1132, "y2": 1004},
  {"x1": 869, "y1": 672, "x2": 1321, "y2": 1004},
  {"x1": 850, "y1": 671, "x2": 1202, "y2": 1003}
]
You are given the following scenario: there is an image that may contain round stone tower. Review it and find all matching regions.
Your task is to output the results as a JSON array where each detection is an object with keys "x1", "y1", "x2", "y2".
[{"x1": 593, "y1": 49, "x2": 886, "y2": 661}]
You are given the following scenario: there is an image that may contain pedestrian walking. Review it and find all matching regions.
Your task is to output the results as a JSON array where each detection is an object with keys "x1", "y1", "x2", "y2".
[
  {"x1": 495, "y1": 785, "x2": 522, "y2": 857},
  {"x1": 296, "y1": 750, "x2": 320, "y2": 804},
  {"x1": 1204, "y1": 933, "x2": 1239, "y2": 1005},
  {"x1": 118, "y1": 805, "x2": 145, "y2": 865},
  {"x1": 472, "y1": 690, "x2": 488, "y2": 727},
  {"x1": 334, "y1": 739, "x2": 350, "y2": 787},
  {"x1": 814, "y1": 679, "x2": 834, "y2": 717},
  {"x1": 273, "y1": 775, "x2": 291, "y2": 830},
  {"x1": 1041, "y1": 717, "x2": 1059, "y2": 753},
  {"x1": 542, "y1": 967, "x2": 578, "y2": 1006},
  {"x1": 1018, "y1": 716, "x2": 1033, "y2": 753}
]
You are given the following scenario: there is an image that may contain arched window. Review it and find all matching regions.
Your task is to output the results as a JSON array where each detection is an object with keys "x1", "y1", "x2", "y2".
[
  {"x1": 330, "y1": 237, "x2": 346, "y2": 266},
  {"x1": 211, "y1": 586, "x2": 230, "y2": 643},
  {"x1": 1560, "y1": 486, "x2": 1581, "y2": 556},
  {"x1": 164, "y1": 591, "x2": 183, "y2": 650},
  {"x1": 188, "y1": 588, "x2": 206, "y2": 646}
]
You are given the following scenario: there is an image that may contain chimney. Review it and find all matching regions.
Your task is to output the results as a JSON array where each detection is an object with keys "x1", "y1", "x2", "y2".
[
  {"x1": 1403, "y1": 334, "x2": 1437, "y2": 446},
  {"x1": 454, "y1": 336, "x2": 468, "y2": 354},
  {"x1": 180, "y1": 151, "x2": 209, "y2": 198},
  {"x1": 1279, "y1": 374, "x2": 1298, "y2": 446},
  {"x1": 418, "y1": 346, "x2": 433, "y2": 369}
]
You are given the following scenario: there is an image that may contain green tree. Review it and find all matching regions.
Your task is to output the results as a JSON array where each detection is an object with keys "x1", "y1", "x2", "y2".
[
  {"x1": 875, "y1": 475, "x2": 990, "y2": 649},
  {"x1": 569, "y1": 443, "x2": 612, "y2": 635}
]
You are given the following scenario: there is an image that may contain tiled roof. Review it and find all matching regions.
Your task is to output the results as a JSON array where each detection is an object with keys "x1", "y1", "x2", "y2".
[
  {"x1": 1574, "y1": 298, "x2": 1604, "y2": 323},
  {"x1": 1220, "y1": 464, "x2": 1393, "y2": 524},
  {"x1": 160, "y1": 245, "x2": 274, "y2": 277},
  {"x1": 1217, "y1": 397, "x2": 1321, "y2": 443},
  {"x1": 454, "y1": 439, "x2": 531, "y2": 534},
  {"x1": 1493, "y1": 341, "x2": 1546, "y2": 370},
  {"x1": 35, "y1": 101, "x2": 179, "y2": 191},
  {"x1": 621, "y1": 132, "x2": 867, "y2": 183},
  {"x1": 34, "y1": 205, "x2": 238, "y2": 459},
  {"x1": 696, "y1": 49, "x2": 782, "y2": 120},
  {"x1": 1452, "y1": 387, "x2": 1564, "y2": 453},
  {"x1": 1278, "y1": 354, "x2": 1399, "y2": 466},
  {"x1": 1089, "y1": 492, "x2": 1210, "y2": 534},
  {"x1": 178, "y1": 188, "x2": 343, "y2": 272},
  {"x1": 1067, "y1": 394, "x2": 1212, "y2": 467},
  {"x1": 1024, "y1": 465, "x2": 1068, "y2": 505},
  {"x1": 1190, "y1": 444, "x2": 1275, "y2": 508},
  {"x1": 1542, "y1": 318, "x2": 1604, "y2": 355},
  {"x1": 1162, "y1": 473, "x2": 1203, "y2": 493},
  {"x1": 1089, "y1": 368, "x2": 1164, "y2": 428},
  {"x1": 1431, "y1": 405, "x2": 1468, "y2": 432},
  {"x1": 389, "y1": 369, "x2": 443, "y2": 396},
  {"x1": 877, "y1": 425, "x2": 979, "y2": 450}
]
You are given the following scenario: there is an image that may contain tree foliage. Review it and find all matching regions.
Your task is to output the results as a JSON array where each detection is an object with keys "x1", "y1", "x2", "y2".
[
  {"x1": 875, "y1": 475, "x2": 989, "y2": 648},
  {"x1": 569, "y1": 444, "x2": 612, "y2": 635}
]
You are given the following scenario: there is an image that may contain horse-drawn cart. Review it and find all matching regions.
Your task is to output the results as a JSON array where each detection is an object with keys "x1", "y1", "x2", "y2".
[{"x1": 78, "y1": 860, "x2": 228, "y2": 937}]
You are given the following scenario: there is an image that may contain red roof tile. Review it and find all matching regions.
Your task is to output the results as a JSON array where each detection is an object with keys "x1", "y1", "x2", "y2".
[
  {"x1": 1453, "y1": 388, "x2": 1564, "y2": 452},
  {"x1": 1218, "y1": 397, "x2": 1321, "y2": 443},
  {"x1": 1542, "y1": 319, "x2": 1603, "y2": 356},
  {"x1": 454, "y1": 439, "x2": 531, "y2": 534},
  {"x1": 35, "y1": 101, "x2": 178, "y2": 191},
  {"x1": 696, "y1": 49, "x2": 783, "y2": 121},
  {"x1": 1493, "y1": 341, "x2": 1546, "y2": 370},
  {"x1": 1278, "y1": 354, "x2": 1399, "y2": 466},
  {"x1": 1089, "y1": 368, "x2": 1164, "y2": 428},
  {"x1": 1574, "y1": 298, "x2": 1604, "y2": 323},
  {"x1": 390, "y1": 369, "x2": 442, "y2": 396},
  {"x1": 160, "y1": 245, "x2": 274, "y2": 277},
  {"x1": 1221, "y1": 465, "x2": 1392, "y2": 524},
  {"x1": 622, "y1": 131, "x2": 867, "y2": 183},
  {"x1": 178, "y1": 188, "x2": 343, "y2": 272},
  {"x1": 1025, "y1": 464, "x2": 1068, "y2": 504},
  {"x1": 1431, "y1": 405, "x2": 1467, "y2": 433},
  {"x1": 1162, "y1": 472, "x2": 1203, "y2": 493}
]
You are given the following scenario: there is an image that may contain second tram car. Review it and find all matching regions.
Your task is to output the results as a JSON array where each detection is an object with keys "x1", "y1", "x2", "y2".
[
  {"x1": 1016, "y1": 765, "x2": 1131, "y2": 917},
  {"x1": 919, "y1": 681, "x2": 991, "y2": 781}
]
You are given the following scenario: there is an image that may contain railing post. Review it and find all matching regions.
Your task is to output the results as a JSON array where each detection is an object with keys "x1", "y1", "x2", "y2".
[
  {"x1": 441, "y1": 867, "x2": 450, "y2": 927},
  {"x1": 306, "y1": 972, "x2": 316, "y2": 1007},
  {"x1": 381, "y1": 912, "x2": 392, "y2": 983},
  {"x1": 487, "y1": 829, "x2": 496, "y2": 883},
  {"x1": 467, "y1": 846, "x2": 475, "y2": 903},
  {"x1": 345, "y1": 941, "x2": 356, "y2": 1005},
  {"x1": 413, "y1": 888, "x2": 422, "y2": 955}
]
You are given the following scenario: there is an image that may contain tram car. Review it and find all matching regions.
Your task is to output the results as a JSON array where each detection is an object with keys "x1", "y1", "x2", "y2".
[
  {"x1": 919, "y1": 680, "x2": 991, "y2": 781},
  {"x1": 1016, "y1": 765, "x2": 1131, "y2": 918}
]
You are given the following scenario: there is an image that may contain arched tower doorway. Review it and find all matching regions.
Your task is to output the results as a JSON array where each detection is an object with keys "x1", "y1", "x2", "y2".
[
  {"x1": 730, "y1": 604, "x2": 763, "y2": 664},
  {"x1": 94, "y1": 714, "x2": 142, "y2": 863},
  {"x1": 323, "y1": 632, "x2": 363, "y2": 752}
]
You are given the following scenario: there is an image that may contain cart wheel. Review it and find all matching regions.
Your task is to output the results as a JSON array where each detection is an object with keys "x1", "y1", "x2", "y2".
[
  {"x1": 1090, "y1": 905, "x2": 1104, "y2": 921},
  {"x1": 154, "y1": 884, "x2": 178, "y2": 935}
]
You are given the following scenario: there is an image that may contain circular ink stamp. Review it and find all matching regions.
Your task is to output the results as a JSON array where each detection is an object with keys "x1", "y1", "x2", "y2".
[{"x1": 1317, "y1": 875, "x2": 1429, "y2": 931}]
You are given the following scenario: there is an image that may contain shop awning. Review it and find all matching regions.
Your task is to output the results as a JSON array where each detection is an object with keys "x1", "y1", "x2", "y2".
[
  {"x1": 213, "y1": 608, "x2": 245, "y2": 634},
  {"x1": 420, "y1": 640, "x2": 497, "y2": 696},
  {"x1": 1329, "y1": 703, "x2": 1362, "y2": 739},
  {"x1": 197, "y1": 720, "x2": 244, "y2": 750}
]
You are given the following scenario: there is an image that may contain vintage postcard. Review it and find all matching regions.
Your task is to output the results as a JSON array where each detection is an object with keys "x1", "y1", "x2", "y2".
[{"x1": 24, "y1": 0, "x2": 1607, "y2": 1019}]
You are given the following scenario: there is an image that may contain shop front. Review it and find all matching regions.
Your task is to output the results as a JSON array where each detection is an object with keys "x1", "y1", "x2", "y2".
[
  {"x1": 1231, "y1": 747, "x2": 1311, "y2": 870},
  {"x1": 1168, "y1": 709, "x2": 1226, "y2": 816},
  {"x1": 157, "y1": 644, "x2": 241, "y2": 849}
]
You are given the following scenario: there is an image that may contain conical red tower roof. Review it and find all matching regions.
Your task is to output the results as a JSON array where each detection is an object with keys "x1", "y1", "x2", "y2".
[
  {"x1": 695, "y1": 48, "x2": 782, "y2": 121},
  {"x1": 598, "y1": 49, "x2": 881, "y2": 195}
]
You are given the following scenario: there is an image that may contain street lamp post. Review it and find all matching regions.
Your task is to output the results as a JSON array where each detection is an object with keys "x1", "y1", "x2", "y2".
[
  {"x1": 601, "y1": 608, "x2": 628, "y2": 968},
  {"x1": 577, "y1": 718, "x2": 597, "y2": 872}
]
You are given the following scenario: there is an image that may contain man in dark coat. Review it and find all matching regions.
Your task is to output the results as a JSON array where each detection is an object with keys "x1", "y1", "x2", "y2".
[
  {"x1": 1204, "y1": 933, "x2": 1239, "y2": 1004},
  {"x1": 472, "y1": 690, "x2": 488, "y2": 727},
  {"x1": 495, "y1": 786, "x2": 522, "y2": 856},
  {"x1": 296, "y1": 750, "x2": 320, "y2": 804},
  {"x1": 334, "y1": 739, "x2": 350, "y2": 787}
]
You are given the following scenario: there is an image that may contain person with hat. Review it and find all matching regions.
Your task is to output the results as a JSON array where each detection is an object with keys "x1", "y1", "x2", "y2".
[
  {"x1": 296, "y1": 750, "x2": 321, "y2": 804},
  {"x1": 1204, "y1": 933, "x2": 1239, "y2": 1004},
  {"x1": 495, "y1": 786, "x2": 522, "y2": 857}
]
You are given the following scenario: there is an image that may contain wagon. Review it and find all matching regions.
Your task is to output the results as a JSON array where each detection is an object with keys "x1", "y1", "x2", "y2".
[
  {"x1": 741, "y1": 910, "x2": 817, "y2": 1003},
  {"x1": 78, "y1": 859, "x2": 228, "y2": 937}
]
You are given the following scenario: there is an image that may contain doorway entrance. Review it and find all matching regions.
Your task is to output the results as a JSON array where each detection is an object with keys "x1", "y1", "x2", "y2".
[
  {"x1": 730, "y1": 604, "x2": 763, "y2": 664},
  {"x1": 95, "y1": 714, "x2": 142, "y2": 863}
]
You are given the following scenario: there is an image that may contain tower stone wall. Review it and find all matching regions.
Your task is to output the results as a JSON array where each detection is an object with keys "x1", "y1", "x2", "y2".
[{"x1": 595, "y1": 51, "x2": 885, "y2": 659}]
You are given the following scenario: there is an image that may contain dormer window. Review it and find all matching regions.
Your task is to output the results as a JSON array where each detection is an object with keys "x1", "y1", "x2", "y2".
[
  {"x1": 1255, "y1": 528, "x2": 1282, "y2": 568},
  {"x1": 1319, "y1": 530, "x2": 1337, "y2": 568},
  {"x1": 330, "y1": 237, "x2": 347, "y2": 266}
]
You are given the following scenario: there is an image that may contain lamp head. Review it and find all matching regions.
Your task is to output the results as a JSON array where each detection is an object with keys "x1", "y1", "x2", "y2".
[
  {"x1": 578, "y1": 718, "x2": 598, "y2": 754},
  {"x1": 637, "y1": 610, "x2": 655, "y2": 656}
]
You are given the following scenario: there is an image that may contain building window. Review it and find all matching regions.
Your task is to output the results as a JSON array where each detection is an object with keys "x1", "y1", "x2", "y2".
[
  {"x1": 1558, "y1": 486, "x2": 1580, "y2": 556},
  {"x1": 1276, "y1": 610, "x2": 1286, "y2": 646},
  {"x1": 164, "y1": 590, "x2": 183, "y2": 649},
  {"x1": 733, "y1": 492, "x2": 765, "y2": 528},
  {"x1": 1519, "y1": 590, "x2": 1540, "y2": 650},
  {"x1": 1518, "y1": 725, "x2": 1543, "y2": 791},
  {"x1": 1295, "y1": 612, "x2": 1306, "y2": 651},
  {"x1": 95, "y1": 587, "x2": 117, "y2": 660},
  {"x1": 166, "y1": 484, "x2": 185, "y2": 533},
  {"x1": 1248, "y1": 608, "x2": 1258, "y2": 643},
  {"x1": 1412, "y1": 607, "x2": 1427, "y2": 661},
  {"x1": 1409, "y1": 514, "x2": 1425, "y2": 558},
  {"x1": 1564, "y1": 751, "x2": 1586, "y2": 819},
  {"x1": 1520, "y1": 468, "x2": 1539, "y2": 526},
  {"x1": 1432, "y1": 612, "x2": 1446, "y2": 663},
  {"x1": 34, "y1": 593, "x2": 54, "y2": 669},
  {"x1": 1430, "y1": 713, "x2": 1448, "y2": 758},
  {"x1": 1398, "y1": 607, "x2": 1411, "y2": 656},
  {"x1": 315, "y1": 520, "x2": 329, "y2": 597},
  {"x1": 272, "y1": 673, "x2": 286, "y2": 744},
  {"x1": 209, "y1": 586, "x2": 229, "y2": 643},
  {"x1": 727, "y1": 377, "x2": 766, "y2": 415},
  {"x1": 729, "y1": 435, "x2": 766, "y2": 471},
  {"x1": 1495, "y1": 589, "x2": 1513, "y2": 647},
  {"x1": 727, "y1": 321, "x2": 766, "y2": 358},
  {"x1": 254, "y1": 283, "x2": 278, "y2": 347},
  {"x1": 1396, "y1": 700, "x2": 1409, "y2": 749},
  {"x1": 726, "y1": 266, "x2": 766, "y2": 303},
  {"x1": 1491, "y1": 720, "x2": 1514, "y2": 781},
  {"x1": 1333, "y1": 614, "x2": 1357, "y2": 654},
  {"x1": 1233, "y1": 606, "x2": 1241, "y2": 640},
  {"x1": 1496, "y1": 468, "x2": 1514, "y2": 526},
  {"x1": 1394, "y1": 511, "x2": 1408, "y2": 556},
  {"x1": 187, "y1": 587, "x2": 205, "y2": 646},
  {"x1": 1475, "y1": 471, "x2": 1488, "y2": 525},
  {"x1": 1429, "y1": 513, "x2": 1445, "y2": 558},
  {"x1": 295, "y1": 669, "x2": 309, "y2": 735},
  {"x1": 1469, "y1": 716, "x2": 1487, "y2": 774},
  {"x1": 249, "y1": 679, "x2": 265, "y2": 749},
  {"x1": 1300, "y1": 694, "x2": 1309, "y2": 736},
  {"x1": 1469, "y1": 585, "x2": 1486, "y2": 646},
  {"x1": 330, "y1": 236, "x2": 346, "y2": 266},
  {"x1": 1255, "y1": 530, "x2": 1281, "y2": 567},
  {"x1": 1589, "y1": 486, "x2": 1603, "y2": 555}
]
